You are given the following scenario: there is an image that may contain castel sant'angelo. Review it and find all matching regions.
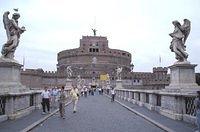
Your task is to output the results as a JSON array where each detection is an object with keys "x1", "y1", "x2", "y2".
[{"x1": 21, "y1": 31, "x2": 170, "y2": 89}]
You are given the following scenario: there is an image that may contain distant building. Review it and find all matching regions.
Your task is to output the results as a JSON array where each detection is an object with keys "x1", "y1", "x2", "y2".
[
  {"x1": 57, "y1": 36, "x2": 132, "y2": 79},
  {"x1": 22, "y1": 34, "x2": 200, "y2": 89}
]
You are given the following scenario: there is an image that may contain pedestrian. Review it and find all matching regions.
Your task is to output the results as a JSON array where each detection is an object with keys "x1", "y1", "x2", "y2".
[
  {"x1": 111, "y1": 87, "x2": 116, "y2": 102},
  {"x1": 81, "y1": 88, "x2": 84, "y2": 96},
  {"x1": 98, "y1": 87, "x2": 102, "y2": 95},
  {"x1": 84, "y1": 85, "x2": 88, "y2": 97},
  {"x1": 51, "y1": 87, "x2": 58, "y2": 108},
  {"x1": 59, "y1": 86, "x2": 67, "y2": 119},
  {"x1": 70, "y1": 84, "x2": 79, "y2": 113},
  {"x1": 195, "y1": 91, "x2": 200, "y2": 132},
  {"x1": 41, "y1": 87, "x2": 51, "y2": 114}
]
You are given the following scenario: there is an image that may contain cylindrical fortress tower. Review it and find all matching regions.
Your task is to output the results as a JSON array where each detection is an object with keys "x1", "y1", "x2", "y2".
[{"x1": 57, "y1": 35, "x2": 132, "y2": 79}]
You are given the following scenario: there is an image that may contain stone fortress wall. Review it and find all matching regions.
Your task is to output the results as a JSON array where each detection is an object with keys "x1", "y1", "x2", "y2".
[
  {"x1": 20, "y1": 35, "x2": 200, "y2": 90},
  {"x1": 20, "y1": 67, "x2": 170, "y2": 90}
]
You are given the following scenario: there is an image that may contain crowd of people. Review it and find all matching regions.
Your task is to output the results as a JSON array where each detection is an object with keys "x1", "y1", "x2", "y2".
[{"x1": 41, "y1": 84, "x2": 116, "y2": 119}]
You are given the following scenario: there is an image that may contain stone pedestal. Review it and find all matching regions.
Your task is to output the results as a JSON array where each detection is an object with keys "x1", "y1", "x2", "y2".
[
  {"x1": 0, "y1": 58, "x2": 28, "y2": 93},
  {"x1": 115, "y1": 79, "x2": 123, "y2": 89},
  {"x1": 65, "y1": 79, "x2": 72, "y2": 90},
  {"x1": 0, "y1": 58, "x2": 41, "y2": 120},
  {"x1": 165, "y1": 63, "x2": 200, "y2": 93}
]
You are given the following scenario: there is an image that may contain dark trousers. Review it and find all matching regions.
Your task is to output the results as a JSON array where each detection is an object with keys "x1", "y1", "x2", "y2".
[
  {"x1": 84, "y1": 91, "x2": 87, "y2": 97},
  {"x1": 111, "y1": 94, "x2": 115, "y2": 102},
  {"x1": 42, "y1": 98, "x2": 50, "y2": 112},
  {"x1": 59, "y1": 103, "x2": 65, "y2": 117}
]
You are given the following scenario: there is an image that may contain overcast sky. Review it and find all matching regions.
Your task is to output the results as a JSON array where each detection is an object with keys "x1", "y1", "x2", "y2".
[{"x1": 0, "y1": 0, "x2": 200, "y2": 72}]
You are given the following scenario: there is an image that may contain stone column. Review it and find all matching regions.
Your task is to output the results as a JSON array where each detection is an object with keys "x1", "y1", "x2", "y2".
[
  {"x1": 149, "y1": 93, "x2": 157, "y2": 110},
  {"x1": 128, "y1": 91, "x2": 131, "y2": 101},
  {"x1": 139, "y1": 93, "x2": 146, "y2": 106}
]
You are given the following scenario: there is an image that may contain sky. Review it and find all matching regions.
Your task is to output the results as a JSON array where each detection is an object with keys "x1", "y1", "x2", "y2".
[{"x1": 0, "y1": 0, "x2": 200, "y2": 72}]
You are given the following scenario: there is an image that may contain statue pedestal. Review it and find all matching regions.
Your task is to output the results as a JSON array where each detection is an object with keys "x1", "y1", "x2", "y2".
[
  {"x1": 65, "y1": 79, "x2": 72, "y2": 90},
  {"x1": 115, "y1": 79, "x2": 123, "y2": 89},
  {"x1": 0, "y1": 58, "x2": 28, "y2": 93},
  {"x1": 164, "y1": 63, "x2": 200, "y2": 93},
  {"x1": 0, "y1": 58, "x2": 41, "y2": 120}
]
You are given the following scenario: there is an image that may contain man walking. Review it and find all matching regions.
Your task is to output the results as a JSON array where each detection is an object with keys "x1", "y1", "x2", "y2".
[
  {"x1": 59, "y1": 86, "x2": 66, "y2": 119},
  {"x1": 111, "y1": 87, "x2": 116, "y2": 102},
  {"x1": 41, "y1": 87, "x2": 51, "y2": 114}
]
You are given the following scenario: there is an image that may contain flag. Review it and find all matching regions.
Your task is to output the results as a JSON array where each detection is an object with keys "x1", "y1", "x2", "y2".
[
  {"x1": 100, "y1": 74, "x2": 108, "y2": 81},
  {"x1": 159, "y1": 55, "x2": 161, "y2": 67},
  {"x1": 22, "y1": 56, "x2": 25, "y2": 69}
]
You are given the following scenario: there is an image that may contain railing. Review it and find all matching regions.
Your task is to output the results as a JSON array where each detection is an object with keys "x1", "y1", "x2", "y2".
[
  {"x1": 111, "y1": 88, "x2": 197, "y2": 125},
  {"x1": 185, "y1": 96, "x2": 196, "y2": 116},
  {"x1": 146, "y1": 93, "x2": 149, "y2": 103},
  {"x1": 156, "y1": 94, "x2": 161, "y2": 106},
  {"x1": 30, "y1": 94, "x2": 34, "y2": 106},
  {"x1": 0, "y1": 95, "x2": 6, "y2": 115}
]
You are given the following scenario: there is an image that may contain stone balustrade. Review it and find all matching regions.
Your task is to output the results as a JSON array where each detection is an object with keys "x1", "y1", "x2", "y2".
[
  {"x1": 0, "y1": 88, "x2": 71, "y2": 122},
  {"x1": 110, "y1": 88, "x2": 196, "y2": 125}
]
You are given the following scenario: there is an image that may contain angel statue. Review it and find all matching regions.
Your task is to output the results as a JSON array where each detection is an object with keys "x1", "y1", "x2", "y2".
[
  {"x1": 66, "y1": 66, "x2": 73, "y2": 79},
  {"x1": 1, "y1": 9, "x2": 26, "y2": 59},
  {"x1": 92, "y1": 28, "x2": 97, "y2": 36},
  {"x1": 116, "y1": 67, "x2": 122, "y2": 80},
  {"x1": 169, "y1": 19, "x2": 191, "y2": 63}
]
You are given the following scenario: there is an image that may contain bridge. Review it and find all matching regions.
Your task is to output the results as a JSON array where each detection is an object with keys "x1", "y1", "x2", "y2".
[{"x1": 0, "y1": 92, "x2": 196, "y2": 132}]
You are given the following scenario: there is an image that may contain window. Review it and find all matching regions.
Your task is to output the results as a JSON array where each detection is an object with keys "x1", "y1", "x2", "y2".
[{"x1": 89, "y1": 48, "x2": 99, "y2": 52}]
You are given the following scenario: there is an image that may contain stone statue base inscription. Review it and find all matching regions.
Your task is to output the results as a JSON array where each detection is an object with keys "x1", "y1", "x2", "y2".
[
  {"x1": 164, "y1": 63, "x2": 200, "y2": 93},
  {"x1": 65, "y1": 79, "x2": 72, "y2": 90},
  {"x1": 0, "y1": 58, "x2": 28, "y2": 93},
  {"x1": 115, "y1": 79, "x2": 123, "y2": 89}
]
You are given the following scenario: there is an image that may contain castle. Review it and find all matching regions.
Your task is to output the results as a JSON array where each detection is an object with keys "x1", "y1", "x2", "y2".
[{"x1": 20, "y1": 34, "x2": 171, "y2": 89}]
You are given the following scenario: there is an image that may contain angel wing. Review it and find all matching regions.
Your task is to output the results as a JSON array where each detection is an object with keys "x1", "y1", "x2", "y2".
[
  {"x1": 13, "y1": 8, "x2": 19, "y2": 12},
  {"x1": 3, "y1": 11, "x2": 10, "y2": 28},
  {"x1": 3, "y1": 11, "x2": 11, "y2": 40},
  {"x1": 181, "y1": 19, "x2": 191, "y2": 44}
]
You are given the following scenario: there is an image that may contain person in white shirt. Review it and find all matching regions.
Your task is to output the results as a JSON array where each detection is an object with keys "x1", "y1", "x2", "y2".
[
  {"x1": 51, "y1": 87, "x2": 58, "y2": 108},
  {"x1": 111, "y1": 87, "x2": 116, "y2": 102},
  {"x1": 41, "y1": 87, "x2": 51, "y2": 114},
  {"x1": 70, "y1": 85, "x2": 79, "y2": 113}
]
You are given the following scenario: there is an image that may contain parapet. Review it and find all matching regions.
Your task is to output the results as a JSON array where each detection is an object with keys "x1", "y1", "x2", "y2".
[{"x1": 153, "y1": 67, "x2": 168, "y2": 73}]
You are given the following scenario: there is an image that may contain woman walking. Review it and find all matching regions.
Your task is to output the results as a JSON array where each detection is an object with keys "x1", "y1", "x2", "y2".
[{"x1": 70, "y1": 85, "x2": 79, "y2": 113}]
